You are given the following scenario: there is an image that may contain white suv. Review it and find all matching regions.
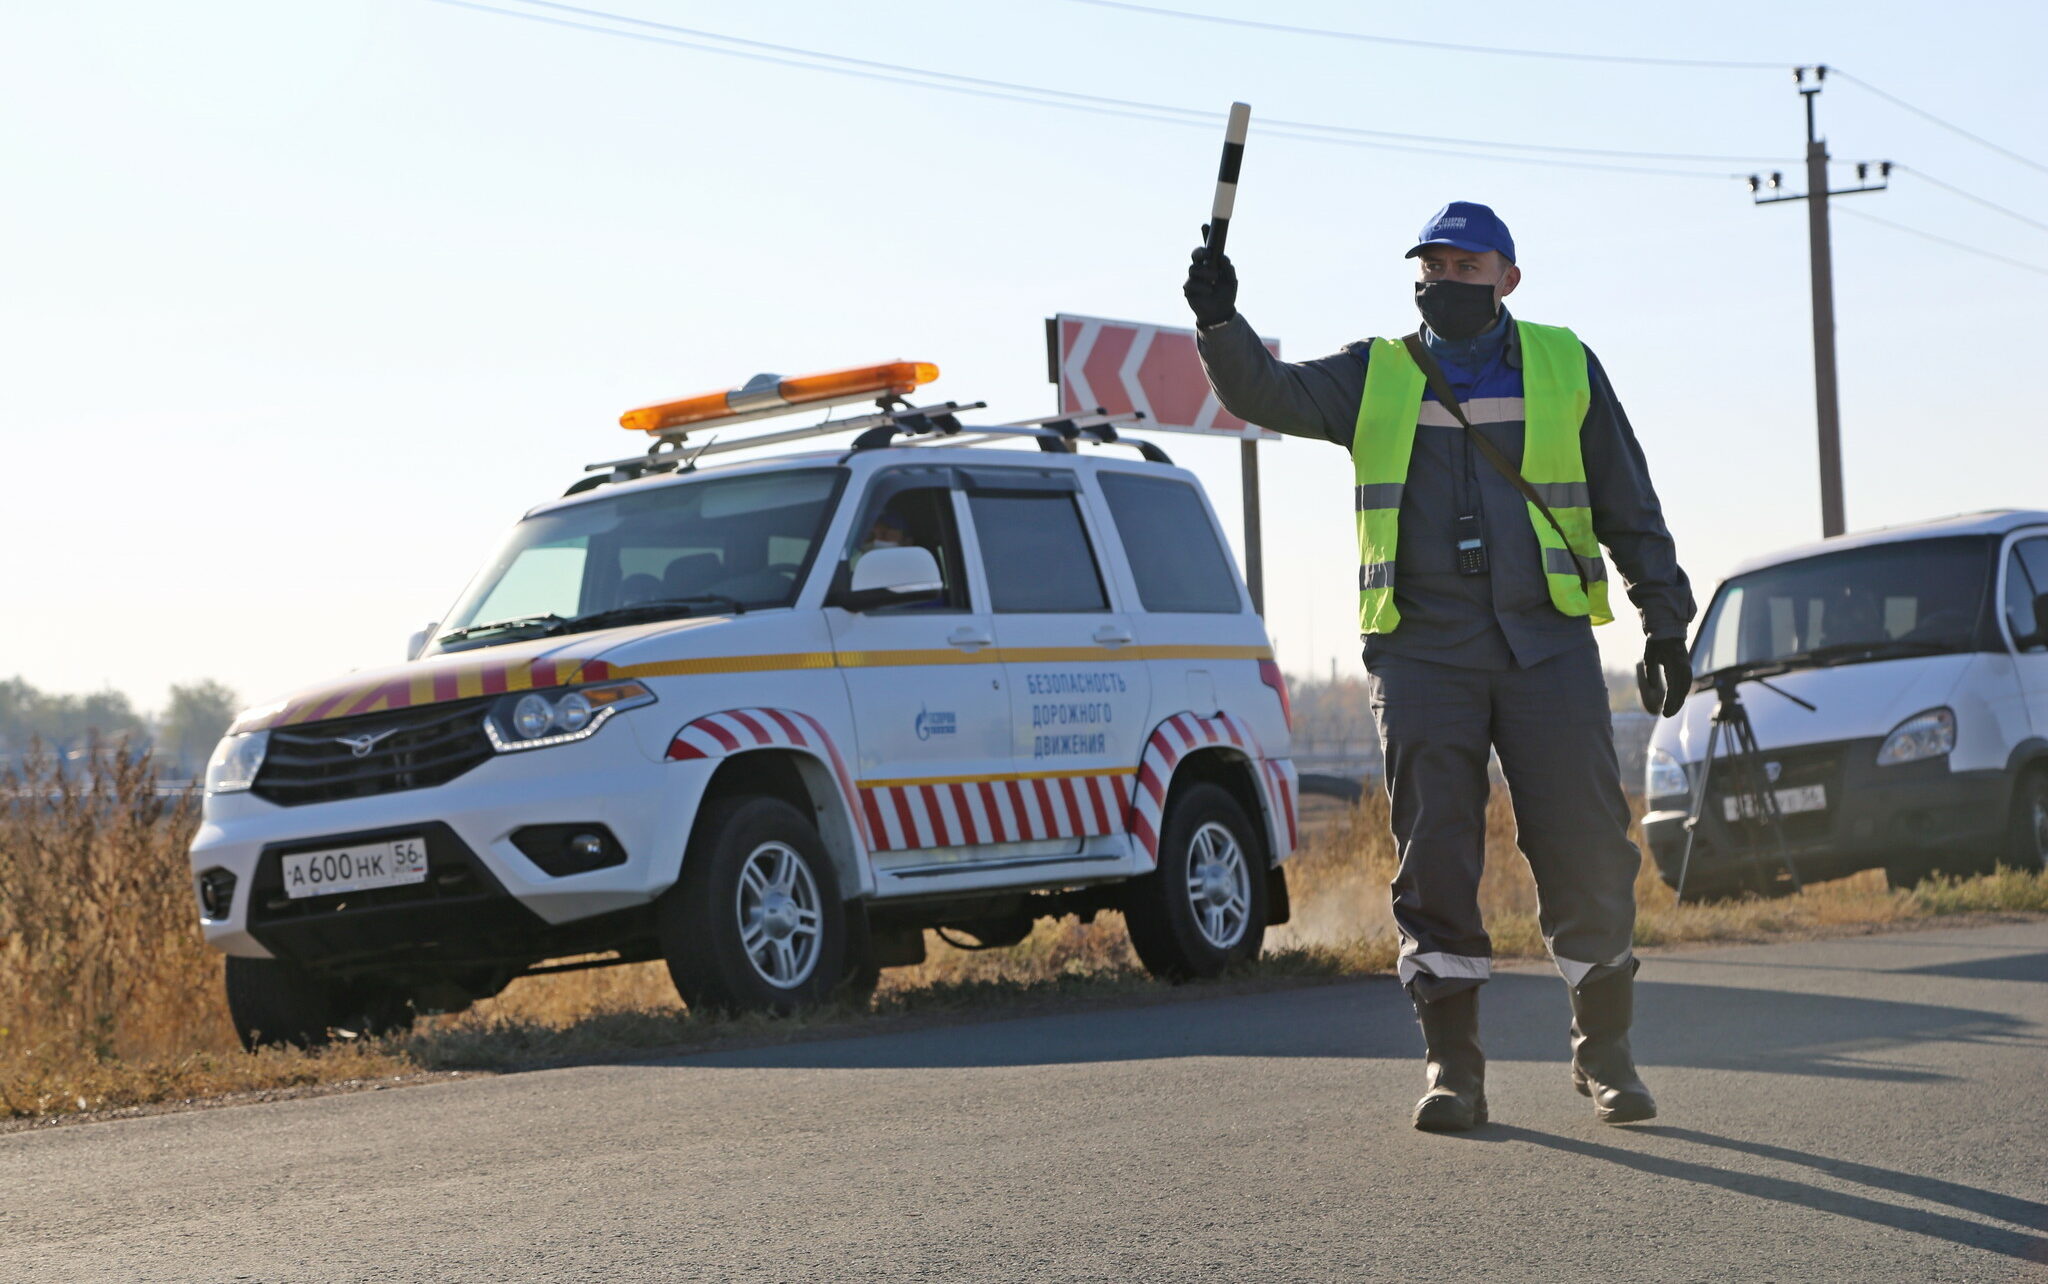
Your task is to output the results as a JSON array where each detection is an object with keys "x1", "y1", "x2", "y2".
[{"x1": 191, "y1": 382, "x2": 1298, "y2": 1045}]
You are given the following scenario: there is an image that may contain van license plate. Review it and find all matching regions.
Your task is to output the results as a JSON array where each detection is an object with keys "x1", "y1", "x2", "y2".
[
  {"x1": 1723, "y1": 785, "x2": 1826, "y2": 823},
  {"x1": 281, "y1": 838, "x2": 429, "y2": 899}
]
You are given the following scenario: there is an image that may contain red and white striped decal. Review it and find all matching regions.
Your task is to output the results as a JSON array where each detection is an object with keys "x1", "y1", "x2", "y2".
[
  {"x1": 664, "y1": 708, "x2": 871, "y2": 850},
  {"x1": 858, "y1": 773, "x2": 1134, "y2": 852},
  {"x1": 1128, "y1": 710, "x2": 1288, "y2": 865},
  {"x1": 1261, "y1": 756, "x2": 1298, "y2": 857}
]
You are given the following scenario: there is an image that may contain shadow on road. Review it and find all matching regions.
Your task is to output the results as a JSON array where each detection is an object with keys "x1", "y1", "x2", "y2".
[
  {"x1": 675, "y1": 972, "x2": 2033, "y2": 1086},
  {"x1": 1484, "y1": 1123, "x2": 2048, "y2": 1265},
  {"x1": 1899, "y1": 949, "x2": 2048, "y2": 983}
]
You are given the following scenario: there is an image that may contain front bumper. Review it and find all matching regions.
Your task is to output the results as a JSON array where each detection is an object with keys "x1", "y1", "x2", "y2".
[
  {"x1": 189, "y1": 717, "x2": 713, "y2": 961},
  {"x1": 1641, "y1": 738, "x2": 2009, "y2": 887}
]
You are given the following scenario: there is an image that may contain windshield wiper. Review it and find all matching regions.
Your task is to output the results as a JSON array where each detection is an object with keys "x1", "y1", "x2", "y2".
[
  {"x1": 563, "y1": 595, "x2": 748, "y2": 632},
  {"x1": 1778, "y1": 638, "x2": 1961, "y2": 669},
  {"x1": 436, "y1": 613, "x2": 567, "y2": 644}
]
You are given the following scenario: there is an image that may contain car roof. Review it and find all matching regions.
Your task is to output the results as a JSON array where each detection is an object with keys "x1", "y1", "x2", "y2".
[
  {"x1": 1724, "y1": 509, "x2": 2048, "y2": 579},
  {"x1": 524, "y1": 441, "x2": 1192, "y2": 521}
]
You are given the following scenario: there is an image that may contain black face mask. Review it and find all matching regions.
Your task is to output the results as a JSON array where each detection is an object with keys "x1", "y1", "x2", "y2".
[{"x1": 1413, "y1": 279, "x2": 1500, "y2": 340}]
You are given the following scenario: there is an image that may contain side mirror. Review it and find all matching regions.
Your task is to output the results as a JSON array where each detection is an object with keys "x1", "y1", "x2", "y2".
[
  {"x1": 406, "y1": 622, "x2": 439, "y2": 662},
  {"x1": 836, "y1": 547, "x2": 944, "y2": 612}
]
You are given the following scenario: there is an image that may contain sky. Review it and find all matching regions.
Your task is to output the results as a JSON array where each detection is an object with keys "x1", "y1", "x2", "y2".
[{"x1": 5, "y1": 0, "x2": 2047, "y2": 714}]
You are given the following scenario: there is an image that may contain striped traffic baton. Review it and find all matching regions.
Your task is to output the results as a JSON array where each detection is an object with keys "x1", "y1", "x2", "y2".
[{"x1": 1204, "y1": 101, "x2": 1251, "y2": 258}]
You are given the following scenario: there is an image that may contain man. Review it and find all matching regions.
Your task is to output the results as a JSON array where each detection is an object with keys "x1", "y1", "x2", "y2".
[{"x1": 1184, "y1": 201, "x2": 1694, "y2": 1132}]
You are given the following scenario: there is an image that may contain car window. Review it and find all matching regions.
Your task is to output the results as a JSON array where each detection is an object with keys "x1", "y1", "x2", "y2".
[
  {"x1": 1097, "y1": 472, "x2": 1242, "y2": 613},
  {"x1": 2006, "y1": 544, "x2": 2043, "y2": 650},
  {"x1": 845, "y1": 482, "x2": 968, "y2": 613},
  {"x1": 469, "y1": 538, "x2": 588, "y2": 624},
  {"x1": 436, "y1": 469, "x2": 842, "y2": 649},
  {"x1": 1690, "y1": 537, "x2": 1990, "y2": 670},
  {"x1": 968, "y1": 492, "x2": 1108, "y2": 613},
  {"x1": 2016, "y1": 538, "x2": 2048, "y2": 634}
]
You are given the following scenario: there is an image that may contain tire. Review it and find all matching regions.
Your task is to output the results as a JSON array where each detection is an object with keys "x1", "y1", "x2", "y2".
[
  {"x1": 1124, "y1": 782, "x2": 1268, "y2": 981},
  {"x1": 659, "y1": 795, "x2": 847, "y2": 1016},
  {"x1": 1884, "y1": 856, "x2": 1940, "y2": 891},
  {"x1": 2005, "y1": 768, "x2": 2048, "y2": 873},
  {"x1": 223, "y1": 958, "x2": 414, "y2": 1049}
]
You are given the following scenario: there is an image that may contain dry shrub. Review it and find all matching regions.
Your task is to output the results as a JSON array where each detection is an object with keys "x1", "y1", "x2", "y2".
[
  {"x1": 0, "y1": 741, "x2": 236, "y2": 1062},
  {"x1": 0, "y1": 742, "x2": 411, "y2": 1118}
]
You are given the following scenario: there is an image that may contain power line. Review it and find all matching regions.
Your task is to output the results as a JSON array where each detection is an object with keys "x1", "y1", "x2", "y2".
[
  {"x1": 431, "y1": 0, "x2": 1765, "y2": 176},
  {"x1": 1058, "y1": 3, "x2": 2048, "y2": 184},
  {"x1": 1830, "y1": 70, "x2": 2048, "y2": 179},
  {"x1": 1255, "y1": 115, "x2": 1780, "y2": 165},
  {"x1": 1838, "y1": 207, "x2": 2048, "y2": 277},
  {"x1": 501, "y1": 0, "x2": 1784, "y2": 164},
  {"x1": 1060, "y1": 0, "x2": 1787, "y2": 69},
  {"x1": 1895, "y1": 166, "x2": 2048, "y2": 237}
]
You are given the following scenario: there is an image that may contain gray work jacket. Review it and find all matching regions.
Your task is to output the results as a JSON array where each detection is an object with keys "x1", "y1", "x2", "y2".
[{"x1": 1197, "y1": 310, "x2": 1694, "y2": 671}]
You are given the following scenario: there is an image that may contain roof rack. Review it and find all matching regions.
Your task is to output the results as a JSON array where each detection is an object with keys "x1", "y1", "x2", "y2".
[{"x1": 573, "y1": 397, "x2": 1174, "y2": 493}]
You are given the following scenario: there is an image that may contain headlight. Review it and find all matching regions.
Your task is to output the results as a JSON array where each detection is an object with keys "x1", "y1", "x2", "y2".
[
  {"x1": 1645, "y1": 746, "x2": 1690, "y2": 799},
  {"x1": 1877, "y1": 707, "x2": 1955, "y2": 766},
  {"x1": 205, "y1": 730, "x2": 270, "y2": 794},
  {"x1": 484, "y1": 680, "x2": 655, "y2": 752}
]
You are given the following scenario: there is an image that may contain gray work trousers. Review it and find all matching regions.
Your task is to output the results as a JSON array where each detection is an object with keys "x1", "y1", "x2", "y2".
[{"x1": 1364, "y1": 644, "x2": 1640, "y2": 1000}]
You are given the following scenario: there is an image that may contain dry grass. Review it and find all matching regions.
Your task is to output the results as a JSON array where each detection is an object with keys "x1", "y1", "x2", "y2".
[
  {"x1": 0, "y1": 742, "x2": 415, "y2": 1118},
  {"x1": 4, "y1": 743, "x2": 2043, "y2": 1123}
]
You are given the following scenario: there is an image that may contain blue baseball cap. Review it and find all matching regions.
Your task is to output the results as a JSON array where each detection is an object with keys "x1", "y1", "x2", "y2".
[{"x1": 1405, "y1": 201, "x2": 1515, "y2": 264}]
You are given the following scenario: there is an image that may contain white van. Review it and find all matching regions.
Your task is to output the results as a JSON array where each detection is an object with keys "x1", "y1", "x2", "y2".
[
  {"x1": 1642, "y1": 510, "x2": 2048, "y2": 897},
  {"x1": 189, "y1": 364, "x2": 1298, "y2": 1045}
]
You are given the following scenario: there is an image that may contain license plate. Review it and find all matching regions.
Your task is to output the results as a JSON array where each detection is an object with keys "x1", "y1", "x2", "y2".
[
  {"x1": 281, "y1": 837, "x2": 429, "y2": 899},
  {"x1": 1724, "y1": 784, "x2": 1827, "y2": 823}
]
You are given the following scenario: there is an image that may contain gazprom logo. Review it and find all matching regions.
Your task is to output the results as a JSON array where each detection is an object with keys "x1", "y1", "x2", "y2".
[{"x1": 914, "y1": 705, "x2": 957, "y2": 741}]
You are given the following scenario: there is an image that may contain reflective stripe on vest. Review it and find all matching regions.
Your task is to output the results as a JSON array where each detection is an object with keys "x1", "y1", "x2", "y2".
[{"x1": 1349, "y1": 321, "x2": 1613, "y2": 634}]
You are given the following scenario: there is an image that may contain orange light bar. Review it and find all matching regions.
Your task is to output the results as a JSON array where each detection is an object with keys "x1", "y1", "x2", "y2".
[{"x1": 620, "y1": 360, "x2": 940, "y2": 433}]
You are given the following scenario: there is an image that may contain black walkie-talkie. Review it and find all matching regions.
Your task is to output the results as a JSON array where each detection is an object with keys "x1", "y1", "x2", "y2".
[{"x1": 1455, "y1": 513, "x2": 1488, "y2": 575}]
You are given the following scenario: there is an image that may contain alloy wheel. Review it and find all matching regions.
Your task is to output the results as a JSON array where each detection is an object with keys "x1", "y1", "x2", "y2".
[
  {"x1": 735, "y1": 841, "x2": 822, "y2": 989},
  {"x1": 1184, "y1": 821, "x2": 1252, "y2": 950}
]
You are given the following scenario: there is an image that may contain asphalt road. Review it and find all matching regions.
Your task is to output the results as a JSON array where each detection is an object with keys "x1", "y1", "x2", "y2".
[{"x1": 9, "y1": 923, "x2": 2048, "y2": 1283}]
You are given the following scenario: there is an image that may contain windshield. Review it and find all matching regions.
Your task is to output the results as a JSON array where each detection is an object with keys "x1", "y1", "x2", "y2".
[
  {"x1": 1693, "y1": 536, "x2": 1993, "y2": 674},
  {"x1": 432, "y1": 468, "x2": 845, "y2": 652}
]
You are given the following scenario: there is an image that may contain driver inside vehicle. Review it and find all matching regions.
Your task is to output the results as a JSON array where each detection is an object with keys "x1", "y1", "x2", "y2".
[
  {"x1": 853, "y1": 508, "x2": 913, "y2": 566},
  {"x1": 847, "y1": 489, "x2": 959, "y2": 611}
]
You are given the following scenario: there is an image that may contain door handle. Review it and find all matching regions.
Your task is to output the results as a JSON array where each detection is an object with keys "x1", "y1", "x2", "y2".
[
  {"x1": 1092, "y1": 625, "x2": 1135, "y2": 647},
  {"x1": 947, "y1": 626, "x2": 994, "y2": 649}
]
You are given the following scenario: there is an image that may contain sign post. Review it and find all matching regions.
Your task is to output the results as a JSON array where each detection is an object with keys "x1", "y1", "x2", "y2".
[
  {"x1": 1239, "y1": 438, "x2": 1262, "y2": 614},
  {"x1": 1045, "y1": 313, "x2": 1280, "y2": 614}
]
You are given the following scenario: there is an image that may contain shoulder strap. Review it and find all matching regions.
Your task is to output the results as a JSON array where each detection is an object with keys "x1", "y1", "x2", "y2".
[{"x1": 1400, "y1": 332, "x2": 1586, "y2": 590}]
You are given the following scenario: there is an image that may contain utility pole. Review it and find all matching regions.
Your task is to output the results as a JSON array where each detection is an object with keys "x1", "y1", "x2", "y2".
[
  {"x1": 1240, "y1": 440, "x2": 1263, "y2": 614},
  {"x1": 1749, "y1": 66, "x2": 1889, "y2": 538}
]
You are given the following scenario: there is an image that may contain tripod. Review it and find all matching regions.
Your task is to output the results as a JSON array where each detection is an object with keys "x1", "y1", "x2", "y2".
[{"x1": 1674, "y1": 665, "x2": 1818, "y2": 903}]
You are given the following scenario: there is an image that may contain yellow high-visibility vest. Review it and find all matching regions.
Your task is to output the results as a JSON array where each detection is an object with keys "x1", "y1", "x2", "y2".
[{"x1": 1351, "y1": 321, "x2": 1613, "y2": 633}]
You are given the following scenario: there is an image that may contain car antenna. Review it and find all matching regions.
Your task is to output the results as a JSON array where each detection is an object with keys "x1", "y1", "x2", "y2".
[{"x1": 678, "y1": 433, "x2": 720, "y2": 473}]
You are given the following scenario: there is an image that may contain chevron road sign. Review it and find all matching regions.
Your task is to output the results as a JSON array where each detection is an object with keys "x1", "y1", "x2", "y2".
[
  {"x1": 1045, "y1": 312, "x2": 1284, "y2": 613},
  {"x1": 1048, "y1": 313, "x2": 1281, "y2": 440}
]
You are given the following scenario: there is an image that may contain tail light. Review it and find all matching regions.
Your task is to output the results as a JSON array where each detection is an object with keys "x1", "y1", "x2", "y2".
[{"x1": 1257, "y1": 659, "x2": 1292, "y2": 730}]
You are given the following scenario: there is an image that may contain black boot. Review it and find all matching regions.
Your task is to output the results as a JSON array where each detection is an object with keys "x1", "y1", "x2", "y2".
[
  {"x1": 1412, "y1": 985, "x2": 1487, "y2": 1132},
  {"x1": 1569, "y1": 960, "x2": 1657, "y2": 1124}
]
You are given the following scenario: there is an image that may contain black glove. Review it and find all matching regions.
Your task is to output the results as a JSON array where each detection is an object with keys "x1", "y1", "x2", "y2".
[
  {"x1": 1183, "y1": 233, "x2": 1237, "y2": 329},
  {"x1": 1637, "y1": 637, "x2": 1693, "y2": 719}
]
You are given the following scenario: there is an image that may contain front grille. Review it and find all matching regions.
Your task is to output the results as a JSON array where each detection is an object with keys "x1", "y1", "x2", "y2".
[
  {"x1": 1706, "y1": 743, "x2": 1842, "y2": 846},
  {"x1": 253, "y1": 698, "x2": 494, "y2": 806}
]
